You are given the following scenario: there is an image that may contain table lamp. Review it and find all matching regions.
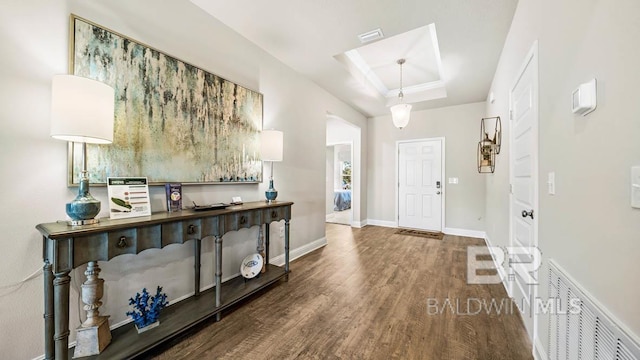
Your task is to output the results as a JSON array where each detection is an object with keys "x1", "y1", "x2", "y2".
[
  {"x1": 50, "y1": 75, "x2": 115, "y2": 225},
  {"x1": 260, "y1": 130, "x2": 283, "y2": 203}
]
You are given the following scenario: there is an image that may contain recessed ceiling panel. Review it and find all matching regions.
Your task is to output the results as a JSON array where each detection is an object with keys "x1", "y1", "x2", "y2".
[
  {"x1": 338, "y1": 23, "x2": 446, "y2": 104},
  {"x1": 191, "y1": 0, "x2": 519, "y2": 117}
]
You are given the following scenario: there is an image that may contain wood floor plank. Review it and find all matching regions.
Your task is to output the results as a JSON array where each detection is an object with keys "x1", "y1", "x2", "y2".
[{"x1": 148, "y1": 224, "x2": 533, "y2": 360}]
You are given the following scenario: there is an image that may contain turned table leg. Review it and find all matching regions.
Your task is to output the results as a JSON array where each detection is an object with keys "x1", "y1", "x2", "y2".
[
  {"x1": 195, "y1": 239, "x2": 201, "y2": 296},
  {"x1": 43, "y1": 260, "x2": 54, "y2": 360},
  {"x1": 265, "y1": 223, "x2": 270, "y2": 266},
  {"x1": 214, "y1": 235, "x2": 222, "y2": 321},
  {"x1": 284, "y1": 219, "x2": 290, "y2": 280},
  {"x1": 257, "y1": 226, "x2": 266, "y2": 273},
  {"x1": 53, "y1": 270, "x2": 71, "y2": 360}
]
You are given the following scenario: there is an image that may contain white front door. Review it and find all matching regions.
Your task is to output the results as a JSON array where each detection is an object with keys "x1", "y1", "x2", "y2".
[
  {"x1": 398, "y1": 139, "x2": 443, "y2": 231},
  {"x1": 509, "y1": 42, "x2": 539, "y2": 342}
]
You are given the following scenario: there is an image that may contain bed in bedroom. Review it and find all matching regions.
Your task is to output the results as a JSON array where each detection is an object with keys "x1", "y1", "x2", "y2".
[{"x1": 333, "y1": 189, "x2": 351, "y2": 211}]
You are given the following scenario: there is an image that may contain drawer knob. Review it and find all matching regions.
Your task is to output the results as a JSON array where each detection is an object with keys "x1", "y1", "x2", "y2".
[
  {"x1": 271, "y1": 210, "x2": 278, "y2": 218},
  {"x1": 187, "y1": 224, "x2": 197, "y2": 234},
  {"x1": 240, "y1": 216, "x2": 247, "y2": 225},
  {"x1": 117, "y1": 236, "x2": 128, "y2": 248}
]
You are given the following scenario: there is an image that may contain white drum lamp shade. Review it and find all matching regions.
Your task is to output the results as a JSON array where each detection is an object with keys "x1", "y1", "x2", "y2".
[
  {"x1": 50, "y1": 75, "x2": 115, "y2": 144},
  {"x1": 260, "y1": 130, "x2": 283, "y2": 162}
]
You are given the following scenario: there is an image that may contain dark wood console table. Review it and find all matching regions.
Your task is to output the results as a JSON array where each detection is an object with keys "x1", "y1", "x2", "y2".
[{"x1": 36, "y1": 200, "x2": 293, "y2": 360}]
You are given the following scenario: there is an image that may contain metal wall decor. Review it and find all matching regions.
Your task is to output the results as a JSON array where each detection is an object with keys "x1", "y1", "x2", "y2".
[
  {"x1": 477, "y1": 116, "x2": 502, "y2": 173},
  {"x1": 68, "y1": 15, "x2": 263, "y2": 185}
]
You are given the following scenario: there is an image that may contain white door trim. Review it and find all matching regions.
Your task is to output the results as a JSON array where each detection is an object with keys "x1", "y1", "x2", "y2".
[
  {"x1": 508, "y1": 40, "x2": 539, "y2": 348},
  {"x1": 395, "y1": 137, "x2": 446, "y2": 231},
  {"x1": 326, "y1": 112, "x2": 362, "y2": 228}
]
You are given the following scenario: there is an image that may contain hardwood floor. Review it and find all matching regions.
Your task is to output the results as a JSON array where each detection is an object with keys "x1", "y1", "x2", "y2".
[{"x1": 149, "y1": 224, "x2": 533, "y2": 360}]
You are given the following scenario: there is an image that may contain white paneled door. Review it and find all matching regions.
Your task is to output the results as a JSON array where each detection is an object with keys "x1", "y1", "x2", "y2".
[
  {"x1": 509, "y1": 42, "x2": 539, "y2": 343},
  {"x1": 398, "y1": 139, "x2": 443, "y2": 232}
]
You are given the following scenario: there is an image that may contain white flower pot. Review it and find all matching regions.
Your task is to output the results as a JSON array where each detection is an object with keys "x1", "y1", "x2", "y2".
[{"x1": 135, "y1": 320, "x2": 159, "y2": 334}]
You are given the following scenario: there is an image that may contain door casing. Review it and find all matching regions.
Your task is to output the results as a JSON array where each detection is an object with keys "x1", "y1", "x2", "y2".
[{"x1": 508, "y1": 40, "x2": 539, "y2": 346}]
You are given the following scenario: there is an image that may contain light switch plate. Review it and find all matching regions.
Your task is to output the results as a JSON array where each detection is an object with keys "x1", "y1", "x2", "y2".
[
  {"x1": 632, "y1": 166, "x2": 640, "y2": 208},
  {"x1": 448, "y1": 177, "x2": 459, "y2": 184},
  {"x1": 547, "y1": 172, "x2": 555, "y2": 195}
]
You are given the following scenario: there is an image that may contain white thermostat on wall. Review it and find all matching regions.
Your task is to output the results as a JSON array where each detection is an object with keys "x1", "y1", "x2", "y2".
[{"x1": 572, "y1": 78, "x2": 597, "y2": 116}]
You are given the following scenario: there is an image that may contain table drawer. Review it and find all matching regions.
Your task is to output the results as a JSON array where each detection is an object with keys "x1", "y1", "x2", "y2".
[
  {"x1": 162, "y1": 219, "x2": 202, "y2": 245},
  {"x1": 225, "y1": 211, "x2": 261, "y2": 231},
  {"x1": 108, "y1": 228, "x2": 137, "y2": 257},
  {"x1": 264, "y1": 206, "x2": 287, "y2": 222}
]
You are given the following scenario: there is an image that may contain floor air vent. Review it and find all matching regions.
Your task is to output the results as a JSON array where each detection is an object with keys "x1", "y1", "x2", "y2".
[{"x1": 548, "y1": 260, "x2": 640, "y2": 360}]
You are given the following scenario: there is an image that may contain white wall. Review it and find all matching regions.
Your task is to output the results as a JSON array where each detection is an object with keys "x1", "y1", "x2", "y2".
[
  {"x1": 367, "y1": 102, "x2": 487, "y2": 231},
  {"x1": 0, "y1": 0, "x2": 367, "y2": 358},
  {"x1": 486, "y1": 0, "x2": 640, "y2": 352}
]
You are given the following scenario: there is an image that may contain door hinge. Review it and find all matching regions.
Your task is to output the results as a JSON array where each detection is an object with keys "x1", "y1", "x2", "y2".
[{"x1": 509, "y1": 110, "x2": 514, "y2": 120}]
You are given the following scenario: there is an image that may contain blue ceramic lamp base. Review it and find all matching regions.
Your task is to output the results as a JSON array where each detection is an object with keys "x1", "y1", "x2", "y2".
[
  {"x1": 265, "y1": 179, "x2": 278, "y2": 204},
  {"x1": 66, "y1": 175, "x2": 101, "y2": 226}
]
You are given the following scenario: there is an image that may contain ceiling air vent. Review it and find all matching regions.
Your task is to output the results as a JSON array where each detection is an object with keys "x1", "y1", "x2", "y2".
[{"x1": 357, "y1": 28, "x2": 384, "y2": 44}]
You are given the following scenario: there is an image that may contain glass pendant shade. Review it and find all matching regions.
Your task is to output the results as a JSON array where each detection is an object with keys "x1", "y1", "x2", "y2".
[{"x1": 391, "y1": 103, "x2": 412, "y2": 129}]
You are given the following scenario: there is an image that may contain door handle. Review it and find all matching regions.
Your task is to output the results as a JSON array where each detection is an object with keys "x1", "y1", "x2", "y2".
[
  {"x1": 521, "y1": 209, "x2": 534, "y2": 219},
  {"x1": 436, "y1": 191, "x2": 441, "y2": 195}
]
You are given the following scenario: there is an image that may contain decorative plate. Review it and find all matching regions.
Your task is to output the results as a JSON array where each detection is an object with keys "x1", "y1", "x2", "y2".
[{"x1": 240, "y1": 253, "x2": 263, "y2": 279}]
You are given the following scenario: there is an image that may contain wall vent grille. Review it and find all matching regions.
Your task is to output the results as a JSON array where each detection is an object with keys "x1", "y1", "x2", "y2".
[{"x1": 548, "y1": 260, "x2": 640, "y2": 360}]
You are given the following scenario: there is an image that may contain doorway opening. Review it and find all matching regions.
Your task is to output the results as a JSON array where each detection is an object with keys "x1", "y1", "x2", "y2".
[
  {"x1": 326, "y1": 113, "x2": 361, "y2": 227},
  {"x1": 326, "y1": 143, "x2": 352, "y2": 225}
]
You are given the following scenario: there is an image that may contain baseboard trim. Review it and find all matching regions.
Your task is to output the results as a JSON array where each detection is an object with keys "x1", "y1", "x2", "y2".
[
  {"x1": 351, "y1": 219, "x2": 366, "y2": 228},
  {"x1": 269, "y1": 236, "x2": 327, "y2": 266},
  {"x1": 443, "y1": 227, "x2": 486, "y2": 239},
  {"x1": 534, "y1": 337, "x2": 548, "y2": 360},
  {"x1": 483, "y1": 233, "x2": 510, "y2": 297},
  {"x1": 325, "y1": 213, "x2": 334, "y2": 222},
  {"x1": 365, "y1": 219, "x2": 397, "y2": 228}
]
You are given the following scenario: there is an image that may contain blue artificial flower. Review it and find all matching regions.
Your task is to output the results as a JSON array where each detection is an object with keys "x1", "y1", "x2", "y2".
[{"x1": 126, "y1": 286, "x2": 169, "y2": 329}]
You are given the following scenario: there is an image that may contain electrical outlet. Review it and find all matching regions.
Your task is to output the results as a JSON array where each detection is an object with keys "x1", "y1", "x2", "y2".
[{"x1": 279, "y1": 225, "x2": 285, "y2": 238}]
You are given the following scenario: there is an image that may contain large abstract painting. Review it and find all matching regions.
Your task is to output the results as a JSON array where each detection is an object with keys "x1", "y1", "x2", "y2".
[{"x1": 69, "y1": 15, "x2": 263, "y2": 185}]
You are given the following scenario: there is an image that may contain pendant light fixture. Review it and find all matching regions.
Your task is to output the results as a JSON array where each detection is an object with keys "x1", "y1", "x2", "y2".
[{"x1": 390, "y1": 58, "x2": 412, "y2": 129}]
